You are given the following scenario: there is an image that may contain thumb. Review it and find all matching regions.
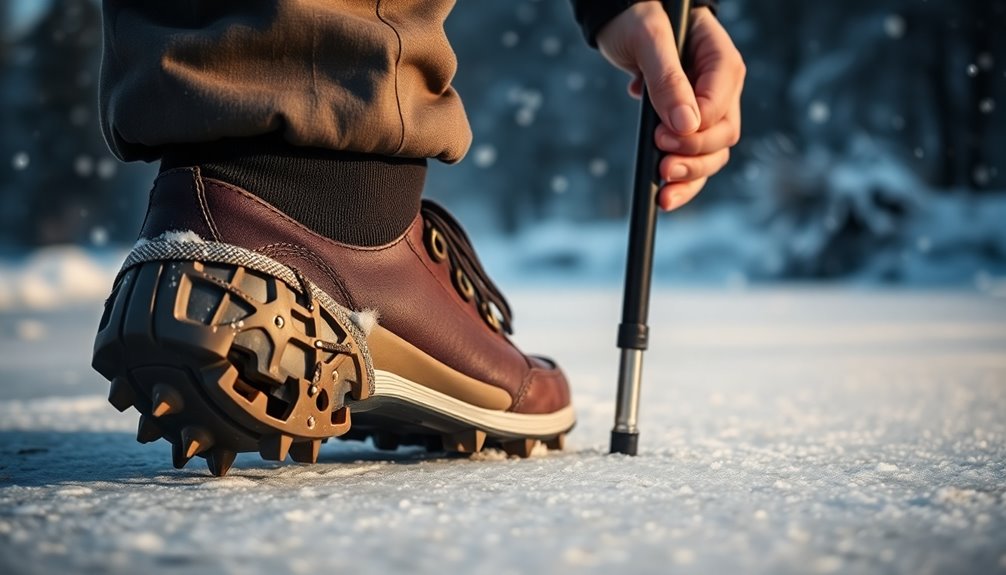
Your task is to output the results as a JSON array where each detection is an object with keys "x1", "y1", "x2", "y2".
[{"x1": 635, "y1": 15, "x2": 700, "y2": 135}]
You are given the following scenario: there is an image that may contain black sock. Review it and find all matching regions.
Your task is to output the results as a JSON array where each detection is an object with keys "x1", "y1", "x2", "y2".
[{"x1": 160, "y1": 134, "x2": 426, "y2": 247}]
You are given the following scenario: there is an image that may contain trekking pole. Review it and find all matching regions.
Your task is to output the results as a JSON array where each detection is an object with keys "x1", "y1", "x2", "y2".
[{"x1": 610, "y1": 0, "x2": 692, "y2": 456}]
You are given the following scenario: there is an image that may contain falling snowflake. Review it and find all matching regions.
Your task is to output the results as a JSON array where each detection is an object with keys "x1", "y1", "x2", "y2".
[
  {"x1": 96, "y1": 158, "x2": 118, "y2": 179},
  {"x1": 90, "y1": 227, "x2": 108, "y2": 246},
  {"x1": 883, "y1": 15, "x2": 905, "y2": 39},
  {"x1": 973, "y1": 165, "x2": 991, "y2": 187},
  {"x1": 515, "y1": 3, "x2": 536, "y2": 24},
  {"x1": 588, "y1": 158, "x2": 608, "y2": 178},
  {"x1": 74, "y1": 155, "x2": 94, "y2": 177},
  {"x1": 551, "y1": 175, "x2": 569, "y2": 194},
  {"x1": 979, "y1": 98, "x2": 995, "y2": 114},
  {"x1": 967, "y1": 64, "x2": 979, "y2": 77},
  {"x1": 541, "y1": 36, "x2": 562, "y2": 56},
  {"x1": 12, "y1": 152, "x2": 29, "y2": 170},
  {"x1": 472, "y1": 145, "x2": 497, "y2": 169},
  {"x1": 515, "y1": 108, "x2": 535, "y2": 127},
  {"x1": 808, "y1": 101, "x2": 830, "y2": 124},
  {"x1": 566, "y1": 73, "x2": 586, "y2": 92},
  {"x1": 501, "y1": 31, "x2": 519, "y2": 48}
]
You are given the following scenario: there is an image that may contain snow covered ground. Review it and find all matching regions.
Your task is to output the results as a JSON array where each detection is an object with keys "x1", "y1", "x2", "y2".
[{"x1": 1, "y1": 286, "x2": 1004, "y2": 574}]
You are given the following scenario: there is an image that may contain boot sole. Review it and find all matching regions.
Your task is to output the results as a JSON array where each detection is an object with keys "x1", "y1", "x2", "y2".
[{"x1": 93, "y1": 256, "x2": 571, "y2": 476}]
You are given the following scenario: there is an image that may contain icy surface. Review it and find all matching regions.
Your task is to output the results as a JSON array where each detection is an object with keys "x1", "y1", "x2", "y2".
[{"x1": 1, "y1": 289, "x2": 1005, "y2": 574}]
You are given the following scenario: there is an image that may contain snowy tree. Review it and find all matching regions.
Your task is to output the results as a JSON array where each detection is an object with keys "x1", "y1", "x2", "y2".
[{"x1": 0, "y1": 0, "x2": 150, "y2": 248}]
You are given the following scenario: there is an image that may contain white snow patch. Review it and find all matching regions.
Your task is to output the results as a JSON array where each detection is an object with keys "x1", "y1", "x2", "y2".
[
  {"x1": 122, "y1": 532, "x2": 165, "y2": 553},
  {"x1": 54, "y1": 487, "x2": 93, "y2": 497},
  {"x1": 0, "y1": 246, "x2": 120, "y2": 311},
  {"x1": 350, "y1": 308, "x2": 379, "y2": 336},
  {"x1": 14, "y1": 319, "x2": 46, "y2": 341},
  {"x1": 0, "y1": 396, "x2": 133, "y2": 432},
  {"x1": 672, "y1": 549, "x2": 696, "y2": 565},
  {"x1": 133, "y1": 229, "x2": 206, "y2": 248},
  {"x1": 284, "y1": 509, "x2": 311, "y2": 523},
  {"x1": 813, "y1": 555, "x2": 843, "y2": 573},
  {"x1": 198, "y1": 477, "x2": 257, "y2": 489}
]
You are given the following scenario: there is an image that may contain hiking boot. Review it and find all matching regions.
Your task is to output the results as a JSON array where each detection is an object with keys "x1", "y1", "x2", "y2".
[{"x1": 92, "y1": 167, "x2": 574, "y2": 476}]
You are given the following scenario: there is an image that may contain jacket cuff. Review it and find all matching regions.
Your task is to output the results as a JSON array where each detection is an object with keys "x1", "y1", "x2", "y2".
[{"x1": 573, "y1": 0, "x2": 719, "y2": 48}]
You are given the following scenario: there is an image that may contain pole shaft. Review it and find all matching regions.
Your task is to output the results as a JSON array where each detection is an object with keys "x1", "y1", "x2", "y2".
[{"x1": 611, "y1": 0, "x2": 692, "y2": 455}]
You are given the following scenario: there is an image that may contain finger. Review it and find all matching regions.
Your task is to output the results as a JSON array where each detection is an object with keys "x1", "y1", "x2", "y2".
[
  {"x1": 688, "y1": 16, "x2": 746, "y2": 130},
  {"x1": 660, "y1": 148, "x2": 730, "y2": 182},
  {"x1": 654, "y1": 102, "x2": 741, "y2": 155},
  {"x1": 634, "y1": 14, "x2": 701, "y2": 135},
  {"x1": 658, "y1": 177, "x2": 708, "y2": 211}
]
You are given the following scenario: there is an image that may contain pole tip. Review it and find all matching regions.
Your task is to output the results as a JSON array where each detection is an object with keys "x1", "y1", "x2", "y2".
[{"x1": 609, "y1": 430, "x2": 639, "y2": 455}]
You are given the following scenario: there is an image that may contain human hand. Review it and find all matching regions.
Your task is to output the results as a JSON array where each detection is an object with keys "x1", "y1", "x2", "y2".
[{"x1": 596, "y1": 3, "x2": 745, "y2": 211}]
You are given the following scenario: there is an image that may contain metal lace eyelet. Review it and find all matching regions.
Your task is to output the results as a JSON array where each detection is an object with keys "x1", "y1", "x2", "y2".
[
  {"x1": 453, "y1": 268, "x2": 475, "y2": 301},
  {"x1": 425, "y1": 225, "x2": 448, "y2": 263},
  {"x1": 480, "y1": 301, "x2": 503, "y2": 333}
]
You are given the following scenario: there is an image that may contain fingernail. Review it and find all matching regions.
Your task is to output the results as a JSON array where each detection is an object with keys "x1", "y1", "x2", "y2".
[
  {"x1": 668, "y1": 164, "x2": 688, "y2": 180},
  {"x1": 670, "y1": 105, "x2": 699, "y2": 134},
  {"x1": 660, "y1": 134, "x2": 680, "y2": 151}
]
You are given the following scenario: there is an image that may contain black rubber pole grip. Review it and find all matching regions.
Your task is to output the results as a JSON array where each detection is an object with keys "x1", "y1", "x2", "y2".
[{"x1": 617, "y1": 322, "x2": 650, "y2": 350}]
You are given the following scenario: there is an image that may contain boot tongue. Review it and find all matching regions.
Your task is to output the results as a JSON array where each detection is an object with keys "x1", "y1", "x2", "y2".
[{"x1": 420, "y1": 200, "x2": 514, "y2": 334}]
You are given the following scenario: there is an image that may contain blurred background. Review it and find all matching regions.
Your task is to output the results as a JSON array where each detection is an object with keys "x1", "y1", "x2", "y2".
[{"x1": 0, "y1": 0, "x2": 1004, "y2": 306}]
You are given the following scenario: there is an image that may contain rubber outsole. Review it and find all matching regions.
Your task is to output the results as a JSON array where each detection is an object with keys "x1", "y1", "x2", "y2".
[{"x1": 92, "y1": 258, "x2": 569, "y2": 476}]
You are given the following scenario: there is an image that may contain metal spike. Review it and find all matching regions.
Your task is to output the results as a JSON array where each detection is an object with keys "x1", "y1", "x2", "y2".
[
  {"x1": 171, "y1": 441, "x2": 191, "y2": 469},
  {"x1": 444, "y1": 429, "x2": 486, "y2": 454},
  {"x1": 136, "y1": 415, "x2": 163, "y2": 444},
  {"x1": 259, "y1": 434, "x2": 293, "y2": 461},
  {"x1": 373, "y1": 432, "x2": 400, "y2": 451},
  {"x1": 502, "y1": 438, "x2": 538, "y2": 458},
  {"x1": 289, "y1": 439, "x2": 321, "y2": 464},
  {"x1": 206, "y1": 449, "x2": 237, "y2": 477},
  {"x1": 544, "y1": 434, "x2": 565, "y2": 451},
  {"x1": 181, "y1": 426, "x2": 214, "y2": 458},
  {"x1": 108, "y1": 377, "x2": 135, "y2": 412},
  {"x1": 151, "y1": 383, "x2": 184, "y2": 418}
]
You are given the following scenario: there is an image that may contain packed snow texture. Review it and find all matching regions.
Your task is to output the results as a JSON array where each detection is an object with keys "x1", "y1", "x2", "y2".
[{"x1": 1, "y1": 288, "x2": 1005, "y2": 574}]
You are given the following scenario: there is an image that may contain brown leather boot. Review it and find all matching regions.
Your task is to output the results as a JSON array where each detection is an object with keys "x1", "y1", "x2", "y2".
[{"x1": 92, "y1": 167, "x2": 573, "y2": 476}]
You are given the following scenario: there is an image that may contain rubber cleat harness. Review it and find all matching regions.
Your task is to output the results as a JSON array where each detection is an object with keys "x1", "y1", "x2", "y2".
[{"x1": 92, "y1": 239, "x2": 375, "y2": 477}]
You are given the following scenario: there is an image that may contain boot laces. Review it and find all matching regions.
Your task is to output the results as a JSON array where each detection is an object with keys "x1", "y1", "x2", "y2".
[{"x1": 421, "y1": 200, "x2": 513, "y2": 334}]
